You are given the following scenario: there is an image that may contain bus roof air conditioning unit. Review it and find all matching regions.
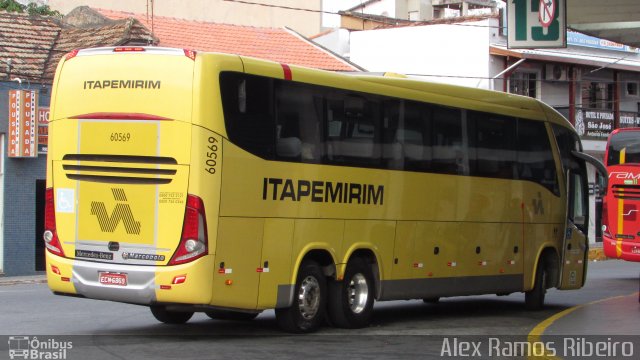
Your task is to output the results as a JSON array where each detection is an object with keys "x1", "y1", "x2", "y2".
[{"x1": 545, "y1": 64, "x2": 567, "y2": 82}]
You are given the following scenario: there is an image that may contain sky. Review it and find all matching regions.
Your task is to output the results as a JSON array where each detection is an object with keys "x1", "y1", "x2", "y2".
[{"x1": 322, "y1": 0, "x2": 363, "y2": 27}]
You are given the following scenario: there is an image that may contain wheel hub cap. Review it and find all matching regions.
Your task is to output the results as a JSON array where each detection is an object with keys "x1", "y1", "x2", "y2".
[
  {"x1": 348, "y1": 273, "x2": 368, "y2": 314},
  {"x1": 297, "y1": 276, "x2": 320, "y2": 320}
]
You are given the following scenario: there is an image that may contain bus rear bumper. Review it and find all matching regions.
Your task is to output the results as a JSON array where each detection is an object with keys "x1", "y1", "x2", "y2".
[{"x1": 45, "y1": 251, "x2": 214, "y2": 305}]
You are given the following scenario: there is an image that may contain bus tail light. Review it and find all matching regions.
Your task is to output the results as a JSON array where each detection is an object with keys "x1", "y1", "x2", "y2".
[
  {"x1": 169, "y1": 195, "x2": 208, "y2": 265},
  {"x1": 44, "y1": 188, "x2": 65, "y2": 257}
]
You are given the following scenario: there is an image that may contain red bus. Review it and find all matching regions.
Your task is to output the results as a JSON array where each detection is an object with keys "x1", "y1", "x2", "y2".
[{"x1": 602, "y1": 127, "x2": 640, "y2": 261}]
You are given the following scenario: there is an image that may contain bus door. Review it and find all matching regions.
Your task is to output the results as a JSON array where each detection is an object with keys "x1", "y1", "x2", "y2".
[{"x1": 559, "y1": 167, "x2": 589, "y2": 289}]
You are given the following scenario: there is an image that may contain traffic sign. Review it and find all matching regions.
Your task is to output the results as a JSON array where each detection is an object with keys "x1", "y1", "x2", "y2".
[{"x1": 508, "y1": 0, "x2": 566, "y2": 49}]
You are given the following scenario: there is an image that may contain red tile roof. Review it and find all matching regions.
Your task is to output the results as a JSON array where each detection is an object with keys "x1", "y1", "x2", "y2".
[
  {"x1": 0, "y1": 9, "x2": 156, "y2": 81},
  {"x1": 97, "y1": 8, "x2": 359, "y2": 72},
  {"x1": 0, "y1": 11, "x2": 61, "y2": 81}
]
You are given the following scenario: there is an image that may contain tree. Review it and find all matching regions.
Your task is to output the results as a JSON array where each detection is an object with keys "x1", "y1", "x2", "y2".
[{"x1": 0, "y1": 0, "x2": 62, "y2": 17}]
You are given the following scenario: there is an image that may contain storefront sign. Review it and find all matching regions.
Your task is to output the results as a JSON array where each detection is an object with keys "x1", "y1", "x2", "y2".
[
  {"x1": 38, "y1": 107, "x2": 49, "y2": 154},
  {"x1": 619, "y1": 112, "x2": 640, "y2": 128},
  {"x1": 568, "y1": 31, "x2": 639, "y2": 53},
  {"x1": 575, "y1": 109, "x2": 614, "y2": 140},
  {"x1": 8, "y1": 90, "x2": 39, "y2": 158}
]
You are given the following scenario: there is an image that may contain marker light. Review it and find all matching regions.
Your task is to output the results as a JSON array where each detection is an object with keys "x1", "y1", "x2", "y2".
[
  {"x1": 113, "y1": 47, "x2": 146, "y2": 53},
  {"x1": 65, "y1": 49, "x2": 79, "y2": 60}
]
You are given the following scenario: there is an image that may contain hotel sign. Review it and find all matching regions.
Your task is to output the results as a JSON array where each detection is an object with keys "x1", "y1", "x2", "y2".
[{"x1": 8, "y1": 90, "x2": 39, "y2": 158}]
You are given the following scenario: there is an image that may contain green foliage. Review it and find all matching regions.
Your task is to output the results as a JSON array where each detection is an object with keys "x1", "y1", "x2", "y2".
[
  {"x1": 0, "y1": 0, "x2": 62, "y2": 17},
  {"x1": 0, "y1": 0, "x2": 25, "y2": 13}
]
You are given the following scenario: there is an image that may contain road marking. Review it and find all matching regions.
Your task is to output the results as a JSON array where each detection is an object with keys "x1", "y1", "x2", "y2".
[{"x1": 527, "y1": 292, "x2": 638, "y2": 360}]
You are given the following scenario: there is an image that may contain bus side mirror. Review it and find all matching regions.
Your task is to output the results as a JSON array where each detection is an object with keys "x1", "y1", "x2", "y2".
[{"x1": 571, "y1": 150, "x2": 608, "y2": 194}]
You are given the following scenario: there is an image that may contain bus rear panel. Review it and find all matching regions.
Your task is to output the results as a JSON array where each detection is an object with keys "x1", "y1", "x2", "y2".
[{"x1": 45, "y1": 47, "x2": 223, "y2": 306}]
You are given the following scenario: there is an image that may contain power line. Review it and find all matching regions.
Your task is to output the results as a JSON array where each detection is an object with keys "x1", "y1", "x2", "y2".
[
  {"x1": 222, "y1": 0, "x2": 336, "y2": 14},
  {"x1": 222, "y1": 0, "x2": 502, "y2": 28}
]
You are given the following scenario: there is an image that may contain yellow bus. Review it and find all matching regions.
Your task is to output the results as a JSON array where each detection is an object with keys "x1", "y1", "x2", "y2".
[{"x1": 45, "y1": 46, "x2": 605, "y2": 333}]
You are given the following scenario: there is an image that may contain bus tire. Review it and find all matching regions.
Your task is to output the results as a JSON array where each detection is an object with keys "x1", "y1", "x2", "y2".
[
  {"x1": 205, "y1": 310, "x2": 259, "y2": 321},
  {"x1": 275, "y1": 260, "x2": 326, "y2": 333},
  {"x1": 525, "y1": 260, "x2": 547, "y2": 310},
  {"x1": 150, "y1": 305, "x2": 194, "y2": 324},
  {"x1": 327, "y1": 257, "x2": 375, "y2": 329}
]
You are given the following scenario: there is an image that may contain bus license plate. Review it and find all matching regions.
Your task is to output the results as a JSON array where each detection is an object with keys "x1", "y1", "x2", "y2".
[
  {"x1": 99, "y1": 272, "x2": 128, "y2": 286},
  {"x1": 631, "y1": 247, "x2": 640, "y2": 254}
]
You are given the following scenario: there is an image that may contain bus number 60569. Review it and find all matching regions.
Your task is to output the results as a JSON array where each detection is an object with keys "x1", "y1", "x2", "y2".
[{"x1": 206, "y1": 136, "x2": 218, "y2": 174}]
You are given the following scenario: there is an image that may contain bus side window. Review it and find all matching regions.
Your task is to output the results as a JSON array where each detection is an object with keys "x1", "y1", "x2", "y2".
[
  {"x1": 518, "y1": 120, "x2": 559, "y2": 195},
  {"x1": 470, "y1": 112, "x2": 517, "y2": 180},
  {"x1": 432, "y1": 107, "x2": 463, "y2": 175},
  {"x1": 382, "y1": 100, "x2": 402, "y2": 170},
  {"x1": 401, "y1": 101, "x2": 432, "y2": 172},
  {"x1": 220, "y1": 72, "x2": 275, "y2": 159},
  {"x1": 275, "y1": 82, "x2": 324, "y2": 162},
  {"x1": 325, "y1": 94, "x2": 382, "y2": 167}
]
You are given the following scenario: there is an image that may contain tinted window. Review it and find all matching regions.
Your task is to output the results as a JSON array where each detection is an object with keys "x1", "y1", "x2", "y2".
[
  {"x1": 275, "y1": 81, "x2": 324, "y2": 162},
  {"x1": 470, "y1": 112, "x2": 517, "y2": 179},
  {"x1": 220, "y1": 72, "x2": 560, "y2": 195},
  {"x1": 325, "y1": 94, "x2": 382, "y2": 167},
  {"x1": 519, "y1": 120, "x2": 559, "y2": 194},
  {"x1": 552, "y1": 124, "x2": 582, "y2": 171},
  {"x1": 432, "y1": 107, "x2": 464, "y2": 175},
  {"x1": 220, "y1": 72, "x2": 275, "y2": 159}
]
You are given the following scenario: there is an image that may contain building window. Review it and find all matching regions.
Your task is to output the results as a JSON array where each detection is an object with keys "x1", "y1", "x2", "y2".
[
  {"x1": 626, "y1": 82, "x2": 639, "y2": 96},
  {"x1": 582, "y1": 82, "x2": 613, "y2": 110},
  {"x1": 509, "y1": 72, "x2": 537, "y2": 98}
]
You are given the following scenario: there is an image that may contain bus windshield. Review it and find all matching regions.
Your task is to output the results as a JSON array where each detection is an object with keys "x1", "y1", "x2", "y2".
[{"x1": 607, "y1": 130, "x2": 640, "y2": 166}]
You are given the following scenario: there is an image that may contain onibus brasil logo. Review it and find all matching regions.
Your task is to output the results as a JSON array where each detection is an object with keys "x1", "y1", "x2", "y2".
[{"x1": 8, "y1": 336, "x2": 72, "y2": 360}]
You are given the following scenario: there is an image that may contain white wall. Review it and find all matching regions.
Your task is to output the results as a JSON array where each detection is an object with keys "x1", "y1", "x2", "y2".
[
  {"x1": 313, "y1": 29, "x2": 352, "y2": 59},
  {"x1": 350, "y1": 19, "x2": 494, "y2": 88},
  {"x1": 362, "y1": 0, "x2": 398, "y2": 18},
  {"x1": 541, "y1": 81, "x2": 570, "y2": 107}
]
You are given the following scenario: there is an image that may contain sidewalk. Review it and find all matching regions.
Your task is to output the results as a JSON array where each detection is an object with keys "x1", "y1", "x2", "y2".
[
  {"x1": 588, "y1": 242, "x2": 607, "y2": 261},
  {"x1": 0, "y1": 274, "x2": 47, "y2": 286}
]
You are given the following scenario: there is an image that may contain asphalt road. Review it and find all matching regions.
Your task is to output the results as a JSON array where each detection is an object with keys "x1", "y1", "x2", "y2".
[{"x1": 0, "y1": 260, "x2": 638, "y2": 359}]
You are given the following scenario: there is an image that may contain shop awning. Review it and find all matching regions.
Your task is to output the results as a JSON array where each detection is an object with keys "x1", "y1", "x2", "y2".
[{"x1": 490, "y1": 44, "x2": 640, "y2": 73}]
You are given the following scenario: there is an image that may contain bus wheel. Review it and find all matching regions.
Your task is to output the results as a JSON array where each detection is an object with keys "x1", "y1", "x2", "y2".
[
  {"x1": 328, "y1": 257, "x2": 375, "y2": 328},
  {"x1": 525, "y1": 260, "x2": 547, "y2": 310},
  {"x1": 275, "y1": 260, "x2": 326, "y2": 333},
  {"x1": 150, "y1": 305, "x2": 194, "y2": 324},
  {"x1": 205, "y1": 310, "x2": 259, "y2": 321}
]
